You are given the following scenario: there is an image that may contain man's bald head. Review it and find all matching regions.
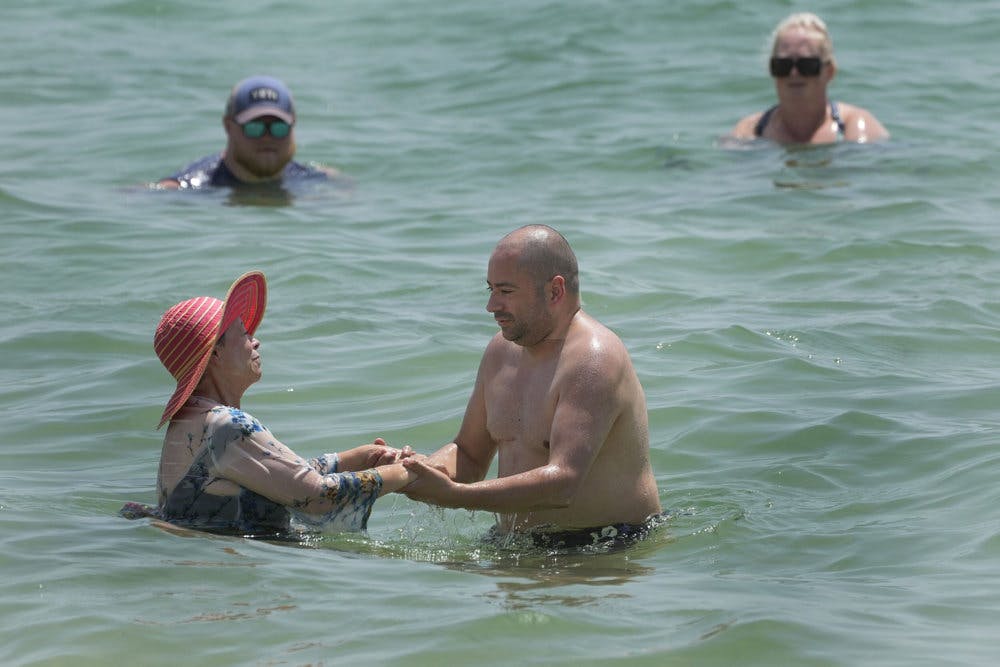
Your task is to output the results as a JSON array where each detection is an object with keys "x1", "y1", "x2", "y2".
[{"x1": 493, "y1": 225, "x2": 580, "y2": 296}]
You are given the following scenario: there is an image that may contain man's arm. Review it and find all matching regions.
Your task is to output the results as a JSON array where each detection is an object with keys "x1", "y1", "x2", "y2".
[
  {"x1": 403, "y1": 340, "x2": 623, "y2": 513},
  {"x1": 403, "y1": 352, "x2": 497, "y2": 501}
]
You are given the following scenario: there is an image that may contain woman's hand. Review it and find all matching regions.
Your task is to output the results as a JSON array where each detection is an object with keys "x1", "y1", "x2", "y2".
[
  {"x1": 368, "y1": 443, "x2": 416, "y2": 467},
  {"x1": 340, "y1": 438, "x2": 417, "y2": 470}
]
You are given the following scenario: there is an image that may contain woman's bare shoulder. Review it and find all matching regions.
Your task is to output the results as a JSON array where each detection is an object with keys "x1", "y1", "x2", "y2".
[
  {"x1": 731, "y1": 111, "x2": 765, "y2": 138},
  {"x1": 840, "y1": 102, "x2": 890, "y2": 142}
]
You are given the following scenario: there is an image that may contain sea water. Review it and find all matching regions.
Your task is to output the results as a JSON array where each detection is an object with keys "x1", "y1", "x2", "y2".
[{"x1": 2, "y1": 1, "x2": 1000, "y2": 665}]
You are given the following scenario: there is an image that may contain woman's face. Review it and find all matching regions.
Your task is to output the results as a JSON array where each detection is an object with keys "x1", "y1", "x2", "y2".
[
  {"x1": 772, "y1": 28, "x2": 835, "y2": 99},
  {"x1": 214, "y1": 319, "x2": 262, "y2": 388}
]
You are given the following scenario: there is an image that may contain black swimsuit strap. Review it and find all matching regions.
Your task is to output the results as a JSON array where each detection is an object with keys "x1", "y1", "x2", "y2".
[
  {"x1": 754, "y1": 105, "x2": 777, "y2": 137},
  {"x1": 830, "y1": 100, "x2": 846, "y2": 138}
]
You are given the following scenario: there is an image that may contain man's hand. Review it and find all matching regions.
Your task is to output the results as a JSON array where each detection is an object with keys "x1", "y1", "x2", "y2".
[{"x1": 400, "y1": 457, "x2": 459, "y2": 505}]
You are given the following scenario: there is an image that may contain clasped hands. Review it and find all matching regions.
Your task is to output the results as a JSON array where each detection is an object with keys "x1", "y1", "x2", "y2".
[{"x1": 350, "y1": 438, "x2": 454, "y2": 500}]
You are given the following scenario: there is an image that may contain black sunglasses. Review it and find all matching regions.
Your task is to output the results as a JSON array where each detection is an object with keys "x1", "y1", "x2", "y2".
[
  {"x1": 241, "y1": 119, "x2": 292, "y2": 139},
  {"x1": 769, "y1": 56, "x2": 825, "y2": 78}
]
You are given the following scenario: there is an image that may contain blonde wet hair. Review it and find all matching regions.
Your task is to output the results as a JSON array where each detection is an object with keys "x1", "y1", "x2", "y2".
[{"x1": 770, "y1": 12, "x2": 835, "y2": 65}]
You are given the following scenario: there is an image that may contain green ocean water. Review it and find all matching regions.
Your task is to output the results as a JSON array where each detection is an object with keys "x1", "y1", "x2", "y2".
[{"x1": 3, "y1": 1, "x2": 1000, "y2": 665}]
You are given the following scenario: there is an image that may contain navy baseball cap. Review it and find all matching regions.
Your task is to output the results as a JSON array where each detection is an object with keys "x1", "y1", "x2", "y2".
[{"x1": 225, "y1": 76, "x2": 295, "y2": 124}]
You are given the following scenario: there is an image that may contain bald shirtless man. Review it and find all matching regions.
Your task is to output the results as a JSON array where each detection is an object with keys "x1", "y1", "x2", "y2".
[{"x1": 403, "y1": 225, "x2": 662, "y2": 549}]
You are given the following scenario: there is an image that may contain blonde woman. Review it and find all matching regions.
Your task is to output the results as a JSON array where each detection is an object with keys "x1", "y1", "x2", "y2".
[{"x1": 730, "y1": 13, "x2": 889, "y2": 145}]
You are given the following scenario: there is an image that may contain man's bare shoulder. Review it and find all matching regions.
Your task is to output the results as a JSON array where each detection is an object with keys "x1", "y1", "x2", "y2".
[
  {"x1": 482, "y1": 331, "x2": 512, "y2": 357},
  {"x1": 563, "y1": 312, "x2": 633, "y2": 377},
  {"x1": 478, "y1": 332, "x2": 518, "y2": 375},
  {"x1": 569, "y1": 311, "x2": 627, "y2": 349}
]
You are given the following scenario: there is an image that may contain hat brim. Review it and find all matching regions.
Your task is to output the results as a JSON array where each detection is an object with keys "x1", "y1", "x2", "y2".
[
  {"x1": 233, "y1": 106, "x2": 294, "y2": 125},
  {"x1": 220, "y1": 271, "x2": 267, "y2": 340},
  {"x1": 157, "y1": 271, "x2": 267, "y2": 428}
]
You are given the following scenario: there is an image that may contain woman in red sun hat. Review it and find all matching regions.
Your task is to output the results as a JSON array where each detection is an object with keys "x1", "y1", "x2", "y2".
[{"x1": 121, "y1": 271, "x2": 417, "y2": 537}]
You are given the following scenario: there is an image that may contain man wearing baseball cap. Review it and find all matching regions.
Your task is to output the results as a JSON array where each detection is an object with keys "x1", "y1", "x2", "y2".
[{"x1": 156, "y1": 75, "x2": 338, "y2": 189}]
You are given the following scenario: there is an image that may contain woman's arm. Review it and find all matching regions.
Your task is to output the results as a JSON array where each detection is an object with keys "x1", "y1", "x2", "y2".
[{"x1": 203, "y1": 410, "x2": 417, "y2": 520}]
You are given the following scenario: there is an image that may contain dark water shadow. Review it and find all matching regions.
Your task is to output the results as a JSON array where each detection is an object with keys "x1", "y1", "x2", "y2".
[
  {"x1": 119, "y1": 173, "x2": 355, "y2": 208},
  {"x1": 712, "y1": 136, "x2": 898, "y2": 190},
  {"x1": 123, "y1": 503, "x2": 674, "y2": 608}
]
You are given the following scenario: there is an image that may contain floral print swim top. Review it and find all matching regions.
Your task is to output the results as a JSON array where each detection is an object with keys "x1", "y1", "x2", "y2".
[{"x1": 151, "y1": 406, "x2": 382, "y2": 536}]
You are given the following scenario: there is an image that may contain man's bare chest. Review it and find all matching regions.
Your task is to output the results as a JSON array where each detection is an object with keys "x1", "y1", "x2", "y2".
[{"x1": 484, "y1": 363, "x2": 557, "y2": 447}]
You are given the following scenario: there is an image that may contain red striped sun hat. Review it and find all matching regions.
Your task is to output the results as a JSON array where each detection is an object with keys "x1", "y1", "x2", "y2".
[{"x1": 153, "y1": 271, "x2": 267, "y2": 428}]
